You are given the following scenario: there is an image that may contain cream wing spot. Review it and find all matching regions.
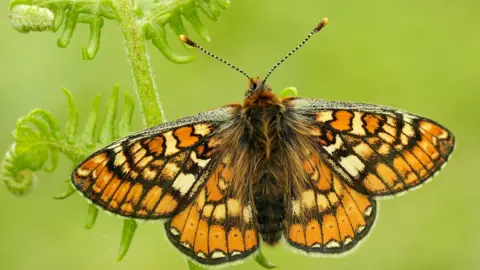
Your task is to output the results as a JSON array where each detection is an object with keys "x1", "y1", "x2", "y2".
[
  {"x1": 402, "y1": 123, "x2": 415, "y2": 137},
  {"x1": 343, "y1": 237, "x2": 353, "y2": 245},
  {"x1": 114, "y1": 151, "x2": 127, "y2": 167},
  {"x1": 383, "y1": 123, "x2": 396, "y2": 136},
  {"x1": 324, "y1": 135, "x2": 343, "y2": 154},
  {"x1": 213, "y1": 204, "x2": 226, "y2": 220},
  {"x1": 325, "y1": 241, "x2": 341, "y2": 248},
  {"x1": 76, "y1": 168, "x2": 91, "y2": 177},
  {"x1": 136, "y1": 155, "x2": 153, "y2": 169},
  {"x1": 340, "y1": 155, "x2": 366, "y2": 178},
  {"x1": 227, "y1": 199, "x2": 241, "y2": 216},
  {"x1": 142, "y1": 166, "x2": 157, "y2": 180},
  {"x1": 121, "y1": 162, "x2": 131, "y2": 175},
  {"x1": 164, "y1": 131, "x2": 180, "y2": 156},
  {"x1": 170, "y1": 227, "x2": 180, "y2": 236},
  {"x1": 203, "y1": 204, "x2": 214, "y2": 217},
  {"x1": 364, "y1": 206, "x2": 373, "y2": 217},
  {"x1": 327, "y1": 192, "x2": 339, "y2": 206},
  {"x1": 351, "y1": 112, "x2": 366, "y2": 136},
  {"x1": 163, "y1": 163, "x2": 180, "y2": 179},
  {"x1": 353, "y1": 143, "x2": 374, "y2": 160},
  {"x1": 378, "y1": 144, "x2": 391, "y2": 155},
  {"x1": 301, "y1": 190, "x2": 316, "y2": 209},
  {"x1": 130, "y1": 142, "x2": 142, "y2": 154},
  {"x1": 317, "y1": 194, "x2": 329, "y2": 212},
  {"x1": 172, "y1": 173, "x2": 196, "y2": 195},
  {"x1": 243, "y1": 205, "x2": 253, "y2": 222},
  {"x1": 317, "y1": 111, "x2": 334, "y2": 122},
  {"x1": 211, "y1": 251, "x2": 226, "y2": 258},
  {"x1": 193, "y1": 124, "x2": 211, "y2": 136},
  {"x1": 378, "y1": 132, "x2": 395, "y2": 144},
  {"x1": 190, "y1": 151, "x2": 210, "y2": 168}
]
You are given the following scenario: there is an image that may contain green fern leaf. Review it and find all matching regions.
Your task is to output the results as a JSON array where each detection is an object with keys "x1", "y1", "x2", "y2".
[{"x1": 8, "y1": 0, "x2": 231, "y2": 62}]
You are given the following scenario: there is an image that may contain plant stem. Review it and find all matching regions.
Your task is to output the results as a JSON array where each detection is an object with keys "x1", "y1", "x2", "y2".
[{"x1": 112, "y1": 0, "x2": 164, "y2": 127}]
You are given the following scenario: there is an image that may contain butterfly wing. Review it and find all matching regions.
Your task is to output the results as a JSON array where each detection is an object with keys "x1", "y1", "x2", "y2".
[
  {"x1": 71, "y1": 105, "x2": 240, "y2": 219},
  {"x1": 284, "y1": 154, "x2": 376, "y2": 253},
  {"x1": 287, "y1": 97, "x2": 455, "y2": 196},
  {"x1": 165, "y1": 157, "x2": 259, "y2": 265}
]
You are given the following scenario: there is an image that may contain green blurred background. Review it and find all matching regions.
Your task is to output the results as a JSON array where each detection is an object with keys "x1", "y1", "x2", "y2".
[{"x1": 1, "y1": 0, "x2": 479, "y2": 269}]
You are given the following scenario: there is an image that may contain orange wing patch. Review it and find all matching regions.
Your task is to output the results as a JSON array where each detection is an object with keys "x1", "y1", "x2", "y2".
[
  {"x1": 165, "y1": 161, "x2": 258, "y2": 265},
  {"x1": 330, "y1": 110, "x2": 353, "y2": 131},
  {"x1": 285, "y1": 156, "x2": 376, "y2": 253}
]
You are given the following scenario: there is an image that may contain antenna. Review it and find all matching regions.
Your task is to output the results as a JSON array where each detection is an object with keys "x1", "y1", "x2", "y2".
[
  {"x1": 179, "y1": 35, "x2": 252, "y2": 81},
  {"x1": 263, "y1": 17, "x2": 329, "y2": 84}
]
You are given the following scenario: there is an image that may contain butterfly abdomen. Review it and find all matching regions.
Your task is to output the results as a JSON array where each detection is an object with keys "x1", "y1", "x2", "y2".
[{"x1": 254, "y1": 173, "x2": 285, "y2": 245}]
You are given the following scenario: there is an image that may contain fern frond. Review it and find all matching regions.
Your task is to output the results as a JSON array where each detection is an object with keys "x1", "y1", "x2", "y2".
[
  {"x1": 0, "y1": 86, "x2": 134, "y2": 196},
  {"x1": 8, "y1": 0, "x2": 231, "y2": 62}
]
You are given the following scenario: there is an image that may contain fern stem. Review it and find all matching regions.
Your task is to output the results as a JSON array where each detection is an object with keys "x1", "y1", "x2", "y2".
[{"x1": 112, "y1": 0, "x2": 164, "y2": 127}]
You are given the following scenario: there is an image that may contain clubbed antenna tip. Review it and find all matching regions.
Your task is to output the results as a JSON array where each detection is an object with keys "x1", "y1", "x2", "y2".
[
  {"x1": 314, "y1": 17, "x2": 329, "y2": 32},
  {"x1": 179, "y1": 34, "x2": 196, "y2": 47}
]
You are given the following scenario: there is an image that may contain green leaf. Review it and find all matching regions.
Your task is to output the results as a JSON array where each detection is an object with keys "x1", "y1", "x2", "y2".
[
  {"x1": 81, "y1": 16, "x2": 104, "y2": 60},
  {"x1": 53, "y1": 180, "x2": 76, "y2": 200},
  {"x1": 81, "y1": 95, "x2": 101, "y2": 148},
  {"x1": 117, "y1": 219, "x2": 137, "y2": 261},
  {"x1": 118, "y1": 91, "x2": 135, "y2": 137},
  {"x1": 62, "y1": 88, "x2": 78, "y2": 145},
  {"x1": 216, "y1": 0, "x2": 231, "y2": 9},
  {"x1": 147, "y1": 22, "x2": 196, "y2": 64},
  {"x1": 99, "y1": 85, "x2": 119, "y2": 144},
  {"x1": 85, "y1": 204, "x2": 99, "y2": 230},
  {"x1": 254, "y1": 248, "x2": 277, "y2": 269},
  {"x1": 57, "y1": 9, "x2": 78, "y2": 48},
  {"x1": 280, "y1": 86, "x2": 299, "y2": 98}
]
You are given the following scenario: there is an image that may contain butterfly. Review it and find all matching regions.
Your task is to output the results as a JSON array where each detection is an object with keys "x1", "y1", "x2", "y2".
[{"x1": 71, "y1": 18, "x2": 455, "y2": 267}]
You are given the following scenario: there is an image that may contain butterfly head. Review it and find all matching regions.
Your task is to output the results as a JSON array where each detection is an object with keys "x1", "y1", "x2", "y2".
[
  {"x1": 243, "y1": 77, "x2": 279, "y2": 108},
  {"x1": 245, "y1": 76, "x2": 272, "y2": 97}
]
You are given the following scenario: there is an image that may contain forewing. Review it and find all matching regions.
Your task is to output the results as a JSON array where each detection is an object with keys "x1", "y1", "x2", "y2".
[
  {"x1": 284, "y1": 153, "x2": 376, "y2": 254},
  {"x1": 288, "y1": 98, "x2": 455, "y2": 196},
  {"x1": 165, "y1": 157, "x2": 259, "y2": 265},
  {"x1": 71, "y1": 106, "x2": 239, "y2": 219}
]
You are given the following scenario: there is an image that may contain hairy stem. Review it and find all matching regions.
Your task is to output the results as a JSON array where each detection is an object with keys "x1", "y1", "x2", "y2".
[{"x1": 112, "y1": 0, "x2": 164, "y2": 127}]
